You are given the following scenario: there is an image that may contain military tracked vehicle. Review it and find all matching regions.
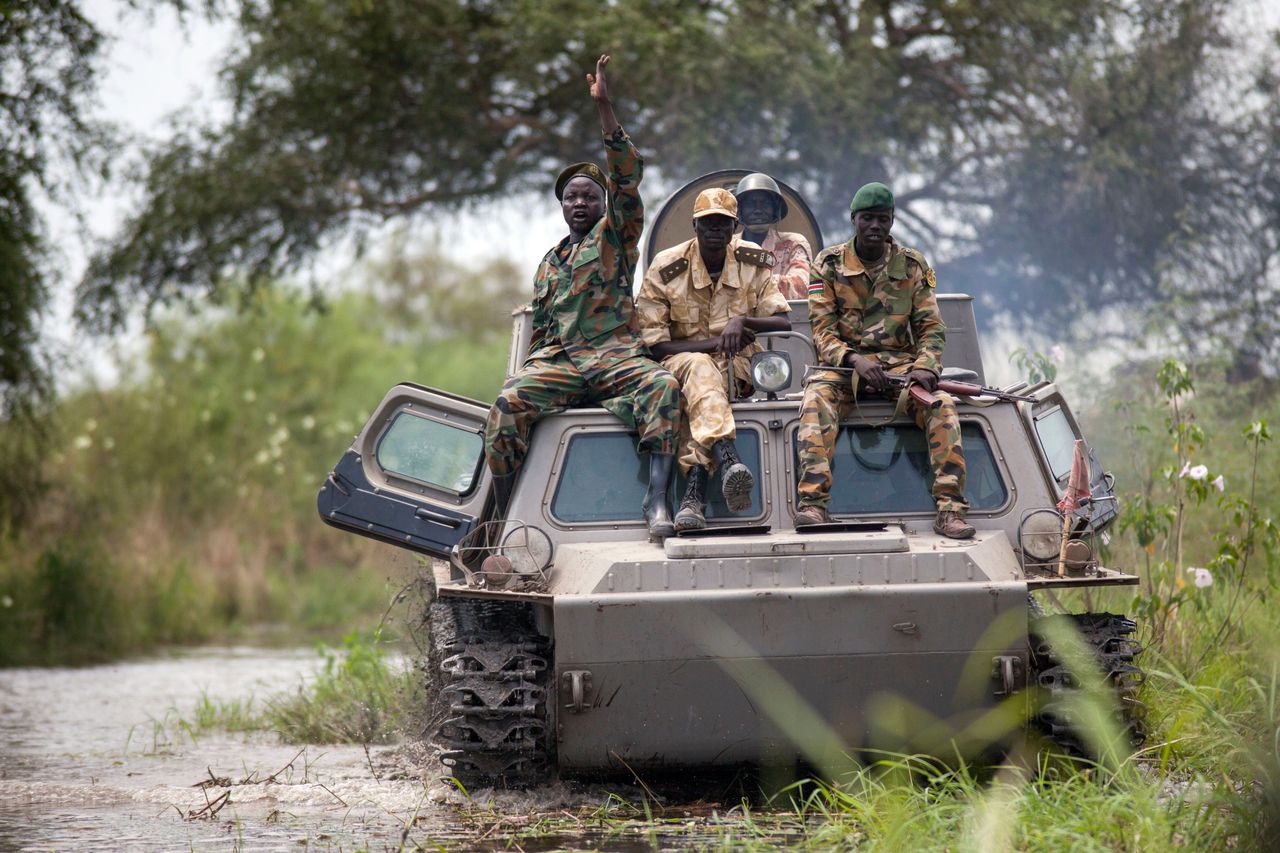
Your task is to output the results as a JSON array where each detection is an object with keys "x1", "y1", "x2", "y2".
[{"x1": 317, "y1": 171, "x2": 1145, "y2": 786}]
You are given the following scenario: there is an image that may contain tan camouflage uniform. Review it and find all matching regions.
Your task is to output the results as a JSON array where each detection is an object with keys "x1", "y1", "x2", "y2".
[
  {"x1": 796, "y1": 237, "x2": 967, "y2": 512},
  {"x1": 637, "y1": 235, "x2": 790, "y2": 473},
  {"x1": 758, "y1": 228, "x2": 813, "y2": 301},
  {"x1": 484, "y1": 127, "x2": 680, "y2": 476}
]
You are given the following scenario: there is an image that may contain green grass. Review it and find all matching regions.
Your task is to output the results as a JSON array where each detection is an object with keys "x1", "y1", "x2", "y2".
[{"x1": 262, "y1": 630, "x2": 418, "y2": 744}]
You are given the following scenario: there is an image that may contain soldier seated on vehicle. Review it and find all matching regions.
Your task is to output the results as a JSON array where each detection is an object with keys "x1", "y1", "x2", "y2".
[
  {"x1": 794, "y1": 182, "x2": 975, "y2": 539},
  {"x1": 483, "y1": 55, "x2": 681, "y2": 540},
  {"x1": 637, "y1": 188, "x2": 791, "y2": 531},
  {"x1": 733, "y1": 173, "x2": 813, "y2": 301}
]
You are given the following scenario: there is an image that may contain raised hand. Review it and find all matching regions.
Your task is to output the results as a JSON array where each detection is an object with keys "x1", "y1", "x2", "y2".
[{"x1": 586, "y1": 54, "x2": 611, "y2": 103}]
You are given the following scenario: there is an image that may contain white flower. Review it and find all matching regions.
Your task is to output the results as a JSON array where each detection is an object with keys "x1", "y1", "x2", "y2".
[
  {"x1": 102, "y1": 437, "x2": 115, "y2": 451},
  {"x1": 1210, "y1": 475, "x2": 1225, "y2": 492},
  {"x1": 1189, "y1": 567, "x2": 1213, "y2": 588},
  {"x1": 73, "y1": 435, "x2": 92, "y2": 450},
  {"x1": 254, "y1": 449, "x2": 270, "y2": 465},
  {"x1": 1049, "y1": 344, "x2": 1066, "y2": 365},
  {"x1": 301, "y1": 415, "x2": 316, "y2": 431},
  {"x1": 243, "y1": 389, "x2": 257, "y2": 403},
  {"x1": 1178, "y1": 461, "x2": 1191, "y2": 478},
  {"x1": 200, "y1": 409, "x2": 212, "y2": 423},
  {"x1": 1248, "y1": 422, "x2": 1264, "y2": 438},
  {"x1": 1187, "y1": 464, "x2": 1209, "y2": 481},
  {"x1": 85, "y1": 418, "x2": 98, "y2": 432},
  {"x1": 252, "y1": 347, "x2": 266, "y2": 362},
  {"x1": 1, "y1": 595, "x2": 12, "y2": 608}
]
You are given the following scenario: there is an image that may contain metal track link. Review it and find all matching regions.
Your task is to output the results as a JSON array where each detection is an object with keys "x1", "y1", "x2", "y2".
[
  {"x1": 1029, "y1": 612, "x2": 1148, "y2": 758},
  {"x1": 431, "y1": 600, "x2": 552, "y2": 788}
]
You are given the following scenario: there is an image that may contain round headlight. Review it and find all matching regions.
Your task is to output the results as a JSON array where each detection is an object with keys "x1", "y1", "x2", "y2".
[
  {"x1": 751, "y1": 351, "x2": 792, "y2": 393},
  {"x1": 1019, "y1": 508, "x2": 1064, "y2": 562},
  {"x1": 500, "y1": 523, "x2": 554, "y2": 575}
]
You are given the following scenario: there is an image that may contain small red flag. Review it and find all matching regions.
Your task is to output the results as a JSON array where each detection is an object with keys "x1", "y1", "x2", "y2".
[{"x1": 1057, "y1": 439, "x2": 1092, "y2": 517}]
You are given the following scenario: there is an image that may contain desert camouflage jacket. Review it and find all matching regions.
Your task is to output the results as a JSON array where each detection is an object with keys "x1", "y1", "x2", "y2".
[
  {"x1": 527, "y1": 126, "x2": 645, "y2": 373},
  {"x1": 758, "y1": 228, "x2": 813, "y2": 301},
  {"x1": 636, "y1": 235, "x2": 790, "y2": 383},
  {"x1": 807, "y1": 237, "x2": 945, "y2": 376}
]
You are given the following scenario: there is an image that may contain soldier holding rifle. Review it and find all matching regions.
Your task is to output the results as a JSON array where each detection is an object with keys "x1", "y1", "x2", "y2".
[{"x1": 793, "y1": 182, "x2": 974, "y2": 539}]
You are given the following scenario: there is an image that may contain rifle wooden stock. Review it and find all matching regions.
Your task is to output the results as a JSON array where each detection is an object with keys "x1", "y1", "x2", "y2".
[{"x1": 906, "y1": 383, "x2": 941, "y2": 409}]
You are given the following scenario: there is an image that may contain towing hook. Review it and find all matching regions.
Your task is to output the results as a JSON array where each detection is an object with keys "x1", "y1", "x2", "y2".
[{"x1": 563, "y1": 670, "x2": 592, "y2": 713}]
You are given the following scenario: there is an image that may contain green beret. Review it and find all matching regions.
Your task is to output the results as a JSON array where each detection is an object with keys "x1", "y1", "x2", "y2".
[
  {"x1": 554, "y1": 162, "x2": 607, "y2": 200},
  {"x1": 850, "y1": 181, "x2": 895, "y2": 213}
]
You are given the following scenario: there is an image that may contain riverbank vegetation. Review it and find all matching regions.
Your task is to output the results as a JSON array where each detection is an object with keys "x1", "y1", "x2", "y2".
[{"x1": 0, "y1": 243, "x2": 521, "y2": 666}]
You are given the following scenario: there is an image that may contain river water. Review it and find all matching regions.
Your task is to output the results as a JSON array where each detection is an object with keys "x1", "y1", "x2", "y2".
[{"x1": 0, "y1": 646, "x2": 759, "y2": 851}]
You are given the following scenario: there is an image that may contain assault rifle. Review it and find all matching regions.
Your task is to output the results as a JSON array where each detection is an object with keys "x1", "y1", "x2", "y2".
[
  {"x1": 809, "y1": 365, "x2": 1037, "y2": 409},
  {"x1": 883, "y1": 374, "x2": 1038, "y2": 404}
]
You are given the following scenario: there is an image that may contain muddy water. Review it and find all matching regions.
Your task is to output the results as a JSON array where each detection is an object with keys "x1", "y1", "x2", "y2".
[
  {"x1": 0, "y1": 646, "x2": 450, "y2": 850},
  {"x1": 0, "y1": 647, "x2": 759, "y2": 851}
]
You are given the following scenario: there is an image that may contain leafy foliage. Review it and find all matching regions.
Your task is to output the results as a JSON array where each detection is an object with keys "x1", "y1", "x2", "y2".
[
  {"x1": 0, "y1": 243, "x2": 515, "y2": 664},
  {"x1": 78, "y1": 0, "x2": 1280, "y2": 353}
]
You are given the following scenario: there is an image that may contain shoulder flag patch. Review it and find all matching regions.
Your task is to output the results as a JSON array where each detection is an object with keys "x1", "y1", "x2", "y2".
[
  {"x1": 734, "y1": 246, "x2": 775, "y2": 269},
  {"x1": 659, "y1": 257, "x2": 689, "y2": 284},
  {"x1": 807, "y1": 281, "x2": 826, "y2": 296},
  {"x1": 925, "y1": 268, "x2": 937, "y2": 288}
]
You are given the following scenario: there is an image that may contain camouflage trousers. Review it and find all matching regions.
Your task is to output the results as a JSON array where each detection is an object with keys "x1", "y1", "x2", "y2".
[
  {"x1": 660, "y1": 352, "x2": 750, "y2": 474},
  {"x1": 795, "y1": 374, "x2": 968, "y2": 513},
  {"x1": 484, "y1": 353, "x2": 680, "y2": 477}
]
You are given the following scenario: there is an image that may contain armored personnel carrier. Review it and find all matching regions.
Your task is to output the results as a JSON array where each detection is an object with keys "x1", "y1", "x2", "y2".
[{"x1": 318, "y1": 171, "x2": 1145, "y2": 786}]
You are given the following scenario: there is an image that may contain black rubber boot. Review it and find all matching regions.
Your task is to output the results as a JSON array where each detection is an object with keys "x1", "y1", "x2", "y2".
[
  {"x1": 712, "y1": 439, "x2": 754, "y2": 513},
  {"x1": 642, "y1": 453, "x2": 677, "y2": 541},
  {"x1": 673, "y1": 466, "x2": 708, "y2": 531},
  {"x1": 492, "y1": 472, "x2": 518, "y2": 519}
]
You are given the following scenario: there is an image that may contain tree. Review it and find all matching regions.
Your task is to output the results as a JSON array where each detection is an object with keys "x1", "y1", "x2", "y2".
[
  {"x1": 80, "y1": 0, "x2": 1279, "y2": 354},
  {"x1": 0, "y1": 1, "x2": 109, "y2": 528},
  {"x1": 1, "y1": 1, "x2": 105, "y2": 418}
]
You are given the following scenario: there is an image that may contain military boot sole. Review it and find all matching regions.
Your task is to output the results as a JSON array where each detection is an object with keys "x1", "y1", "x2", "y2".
[
  {"x1": 720, "y1": 463, "x2": 754, "y2": 513},
  {"x1": 673, "y1": 507, "x2": 706, "y2": 531}
]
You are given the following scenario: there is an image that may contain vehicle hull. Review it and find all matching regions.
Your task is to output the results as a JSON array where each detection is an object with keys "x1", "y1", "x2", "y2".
[{"x1": 550, "y1": 581, "x2": 1029, "y2": 772}]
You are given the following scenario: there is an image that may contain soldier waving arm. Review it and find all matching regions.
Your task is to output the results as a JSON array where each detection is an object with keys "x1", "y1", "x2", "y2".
[{"x1": 590, "y1": 54, "x2": 644, "y2": 283}]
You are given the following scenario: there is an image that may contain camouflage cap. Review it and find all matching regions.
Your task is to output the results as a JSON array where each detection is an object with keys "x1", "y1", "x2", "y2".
[
  {"x1": 554, "y1": 162, "x2": 607, "y2": 201},
  {"x1": 692, "y1": 187, "x2": 738, "y2": 220},
  {"x1": 850, "y1": 181, "x2": 895, "y2": 213}
]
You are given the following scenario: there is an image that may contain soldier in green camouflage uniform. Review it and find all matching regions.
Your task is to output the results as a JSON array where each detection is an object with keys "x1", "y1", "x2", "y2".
[
  {"x1": 794, "y1": 182, "x2": 974, "y2": 539},
  {"x1": 483, "y1": 55, "x2": 681, "y2": 539}
]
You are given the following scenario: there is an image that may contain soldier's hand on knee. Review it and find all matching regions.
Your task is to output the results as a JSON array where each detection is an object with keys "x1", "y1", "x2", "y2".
[
  {"x1": 719, "y1": 316, "x2": 754, "y2": 355},
  {"x1": 906, "y1": 368, "x2": 939, "y2": 392},
  {"x1": 847, "y1": 354, "x2": 889, "y2": 391}
]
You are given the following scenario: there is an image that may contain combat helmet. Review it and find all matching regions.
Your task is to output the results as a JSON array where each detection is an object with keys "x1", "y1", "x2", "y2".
[{"x1": 733, "y1": 172, "x2": 789, "y2": 220}]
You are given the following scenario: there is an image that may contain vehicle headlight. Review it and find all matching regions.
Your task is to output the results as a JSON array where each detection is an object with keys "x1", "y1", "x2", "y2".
[
  {"x1": 750, "y1": 351, "x2": 792, "y2": 394},
  {"x1": 1019, "y1": 508, "x2": 1064, "y2": 562}
]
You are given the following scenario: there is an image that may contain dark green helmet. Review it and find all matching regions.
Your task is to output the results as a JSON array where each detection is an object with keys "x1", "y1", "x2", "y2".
[{"x1": 733, "y1": 173, "x2": 789, "y2": 219}]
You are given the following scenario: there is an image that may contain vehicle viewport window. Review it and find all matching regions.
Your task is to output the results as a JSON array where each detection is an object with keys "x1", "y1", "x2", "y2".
[
  {"x1": 551, "y1": 432, "x2": 762, "y2": 523},
  {"x1": 375, "y1": 410, "x2": 483, "y2": 494},
  {"x1": 1033, "y1": 407, "x2": 1077, "y2": 482},
  {"x1": 792, "y1": 423, "x2": 1007, "y2": 514}
]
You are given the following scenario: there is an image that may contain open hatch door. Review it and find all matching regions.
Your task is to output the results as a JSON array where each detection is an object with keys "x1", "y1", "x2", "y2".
[{"x1": 317, "y1": 383, "x2": 491, "y2": 560}]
